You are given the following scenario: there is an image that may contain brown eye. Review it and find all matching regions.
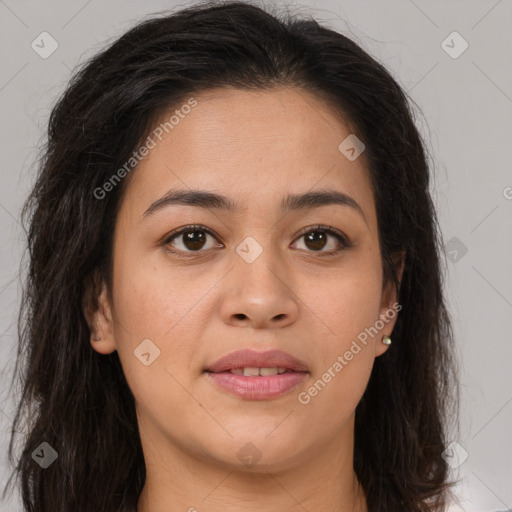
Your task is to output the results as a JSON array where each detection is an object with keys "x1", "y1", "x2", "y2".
[
  {"x1": 303, "y1": 230, "x2": 329, "y2": 251},
  {"x1": 164, "y1": 226, "x2": 221, "y2": 254},
  {"x1": 292, "y1": 226, "x2": 349, "y2": 255}
]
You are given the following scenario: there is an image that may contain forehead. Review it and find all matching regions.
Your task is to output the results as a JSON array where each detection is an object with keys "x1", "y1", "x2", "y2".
[
  {"x1": 119, "y1": 86, "x2": 376, "y2": 226},
  {"x1": 152, "y1": 86, "x2": 359, "y2": 168}
]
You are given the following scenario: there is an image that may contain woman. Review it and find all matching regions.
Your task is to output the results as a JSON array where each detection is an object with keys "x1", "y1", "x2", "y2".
[{"x1": 3, "y1": 1, "x2": 460, "y2": 511}]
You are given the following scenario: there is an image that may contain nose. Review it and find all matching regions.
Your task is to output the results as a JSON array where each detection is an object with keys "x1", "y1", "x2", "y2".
[{"x1": 219, "y1": 245, "x2": 300, "y2": 330}]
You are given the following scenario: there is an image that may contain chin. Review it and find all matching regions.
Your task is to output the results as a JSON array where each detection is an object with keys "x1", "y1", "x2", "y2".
[{"x1": 197, "y1": 430, "x2": 308, "y2": 473}]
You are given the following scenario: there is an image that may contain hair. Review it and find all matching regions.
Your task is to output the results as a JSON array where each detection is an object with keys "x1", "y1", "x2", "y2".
[{"x1": 3, "y1": 1, "x2": 460, "y2": 511}]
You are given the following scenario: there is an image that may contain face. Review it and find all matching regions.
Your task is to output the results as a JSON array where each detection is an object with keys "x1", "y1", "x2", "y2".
[{"x1": 88, "y1": 86, "x2": 402, "y2": 473}]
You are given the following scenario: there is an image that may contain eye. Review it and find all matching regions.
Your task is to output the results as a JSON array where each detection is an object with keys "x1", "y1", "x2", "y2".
[
  {"x1": 163, "y1": 225, "x2": 222, "y2": 256},
  {"x1": 162, "y1": 224, "x2": 350, "y2": 258},
  {"x1": 292, "y1": 225, "x2": 350, "y2": 255}
]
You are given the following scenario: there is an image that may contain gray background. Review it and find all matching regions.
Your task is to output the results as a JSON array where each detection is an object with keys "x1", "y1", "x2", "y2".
[{"x1": 0, "y1": 0, "x2": 511, "y2": 510}]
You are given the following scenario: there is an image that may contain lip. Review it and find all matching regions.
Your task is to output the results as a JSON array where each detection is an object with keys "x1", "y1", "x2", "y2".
[
  {"x1": 204, "y1": 349, "x2": 309, "y2": 400},
  {"x1": 204, "y1": 349, "x2": 309, "y2": 373}
]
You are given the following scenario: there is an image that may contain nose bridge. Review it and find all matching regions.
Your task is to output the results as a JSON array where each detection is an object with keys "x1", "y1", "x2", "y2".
[
  {"x1": 219, "y1": 231, "x2": 300, "y2": 328},
  {"x1": 234, "y1": 232, "x2": 287, "y2": 299}
]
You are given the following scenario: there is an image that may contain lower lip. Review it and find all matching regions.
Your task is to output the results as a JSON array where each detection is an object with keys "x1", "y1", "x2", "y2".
[{"x1": 205, "y1": 371, "x2": 308, "y2": 400}]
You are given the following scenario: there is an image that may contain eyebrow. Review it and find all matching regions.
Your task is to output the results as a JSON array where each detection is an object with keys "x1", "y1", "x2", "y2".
[{"x1": 143, "y1": 188, "x2": 366, "y2": 223}]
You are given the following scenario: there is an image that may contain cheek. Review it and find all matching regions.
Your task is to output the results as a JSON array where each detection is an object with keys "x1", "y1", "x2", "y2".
[
  {"x1": 302, "y1": 252, "x2": 383, "y2": 354},
  {"x1": 111, "y1": 241, "x2": 217, "y2": 341},
  {"x1": 110, "y1": 249, "x2": 221, "y2": 405},
  {"x1": 294, "y1": 254, "x2": 382, "y2": 418},
  {"x1": 301, "y1": 347, "x2": 374, "y2": 438}
]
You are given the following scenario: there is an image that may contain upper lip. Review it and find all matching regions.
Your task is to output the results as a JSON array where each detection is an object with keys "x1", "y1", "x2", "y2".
[{"x1": 204, "y1": 349, "x2": 309, "y2": 373}]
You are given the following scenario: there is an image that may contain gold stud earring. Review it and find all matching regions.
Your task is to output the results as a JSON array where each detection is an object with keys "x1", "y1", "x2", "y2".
[{"x1": 382, "y1": 335, "x2": 392, "y2": 346}]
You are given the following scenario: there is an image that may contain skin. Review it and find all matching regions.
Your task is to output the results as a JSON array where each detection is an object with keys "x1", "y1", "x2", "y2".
[{"x1": 86, "y1": 86, "x2": 404, "y2": 512}]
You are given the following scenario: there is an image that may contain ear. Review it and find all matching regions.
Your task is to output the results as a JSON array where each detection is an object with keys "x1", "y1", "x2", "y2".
[
  {"x1": 82, "y1": 270, "x2": 117, "y2": 355},
  {"x1": 375, "y1": 250, "x2": 406, "y2": 357}
]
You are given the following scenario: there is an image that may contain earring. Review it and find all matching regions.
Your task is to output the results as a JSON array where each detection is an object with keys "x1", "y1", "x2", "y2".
[
  {"x1": 382, "y1": 335, "x2": 392, "y2": 346},
  {"x1": 92, "y1": 336, "x2": 102, "y2": 342}
]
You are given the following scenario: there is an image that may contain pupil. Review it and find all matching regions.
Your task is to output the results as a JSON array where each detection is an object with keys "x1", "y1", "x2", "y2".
[
  {"x1": 184, "y1": 230, "x2": 206, "y2": 250},
  {"x1": 305, "y1": 231, "x2": 326, "y2": 251}
]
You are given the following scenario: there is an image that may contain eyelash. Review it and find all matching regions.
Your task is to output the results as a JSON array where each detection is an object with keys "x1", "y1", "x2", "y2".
[{"x1": 162, "y1": 224, "x2": 351, "y2": 259}]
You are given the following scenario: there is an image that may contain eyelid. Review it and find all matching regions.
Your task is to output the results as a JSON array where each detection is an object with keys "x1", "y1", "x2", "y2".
[
  {"x1": 162, "y1": 224, "x2": 221, "y2": 247},
  {"x1": 162, "y1": 223, "x2": 351, "y2": 257},
  {"x1": 293, "y1": 224, "x2": 350, "y2": 246}
]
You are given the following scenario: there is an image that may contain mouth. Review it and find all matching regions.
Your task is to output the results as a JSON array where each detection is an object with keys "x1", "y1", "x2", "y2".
[
  {"x1": 207, "y1": 366, "x2": 296, "y2": 376},
  {"x1": 204, "y1": 349, "x2": 309, "y2": 400}
]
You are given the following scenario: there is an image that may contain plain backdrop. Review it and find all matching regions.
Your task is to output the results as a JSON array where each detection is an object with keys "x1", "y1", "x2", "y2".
[{"x1": 0, "y1": 1, "x2": 511, "y2": 511}]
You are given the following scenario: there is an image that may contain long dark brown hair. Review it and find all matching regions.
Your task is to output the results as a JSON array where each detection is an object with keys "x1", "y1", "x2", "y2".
[{"x1": 2, "y1": 1, "x2": 460, "y2": 511}]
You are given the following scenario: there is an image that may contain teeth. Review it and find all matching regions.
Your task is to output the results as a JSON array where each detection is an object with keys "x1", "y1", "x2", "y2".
[
  {"x1": 259, "y1": 367, "x2": 279, "y2": 376},
  {"x1": 229, "y1": 367, "x2": 289, "y2": 376}
]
